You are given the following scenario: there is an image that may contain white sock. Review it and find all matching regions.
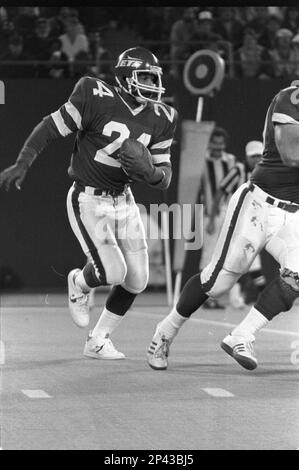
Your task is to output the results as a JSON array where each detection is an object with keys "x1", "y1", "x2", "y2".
[
  {"x1": 231, "y1": 307, "x2": 269, "y2": 339},
  {"x1": 75, "y1": 270, "x2": 91, "y2": 294},
  {"x1": 158, "y1": 308, "x2": 188, "y2": 341},
  {"x1": 92, "y1": 308, "x2": 123, "y2": 338}
]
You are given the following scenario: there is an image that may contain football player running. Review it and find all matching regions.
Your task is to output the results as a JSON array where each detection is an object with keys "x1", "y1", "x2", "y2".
[
  {"x1": 147, "y1": 83, "x2": 299, "y2": 371},
  {"x1": 0, "y1": 47, "x2": 177, "y2": 360}
]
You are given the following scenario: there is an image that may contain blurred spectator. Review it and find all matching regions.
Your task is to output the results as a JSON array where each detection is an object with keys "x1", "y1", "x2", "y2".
[
  {"x1": 72, "y1": 49, "x2": 91, "y2": 78},
  {"x1": 88, "y1": 31, "x2": 113, "y2": 80},
  {"x1": 25, "y1": 17, "x2": 55, "y2": 59},
  {"x1": 268, "y1": 7, "x2": 286, "y2": 21},
  {"x1": 189, "y1": 10, "x2": 223, "y2": 54},
  {"x1": 49, "y1": 7, "x2": 79, "y2": 37},
  {"x1": 163, "y1": 6, "x2": 184, "y2": 37},
  {"x1": 214, "y1": 7, "x2": 243, "y2": 50},
  {"x1": 159, "y1": 7, "x2": 186, "y2": 70},
  {"x1": 282, "y1": 7, "x2": 299, "y2": 34},
  {"x1": 234, "y1": 28, "x2": 273, "y2": 79},
  {"x1": 0, "y1": 6, "x2": 7, "y2": 20},
  {"x1": 0, "y1": 8, "x2": 15, "y2": 56},
  {"x1": 100, "y1": 19, "x2": 141, "y2": 61},
  {"x1": 24, "y1": 17, "x2": 58, "y2": 77},
  {"x1": 0, "y1": 33, "x2": 35, "y2": 78},
  {"x1": 259, "y1": 14, "x2": 282, "y2": 50},
  {"x1": 269, "y1": 28, "x2": 295, "y2": 78},
  {"x1": 239, "y1": 7, "x2": 258, "y2": 24},
  {"x1": 47, "y1": 38, "x2": 70, "y2": 78},
  {"x1": 247, "y1": 6, "x2": 270, "y2": 40},
  {"x1": 291, "y1": 34, "x2": 299, "y2": 78},
  {"x1": 136, "y1": 7, "x2": 172, "y2": 59},
  {"x1": 14, "y1": 6, "x2": 40, "y2": 41},
  {"x1": 141, "y1": 7, "x2": 164, "y2": 40},
  {"x1": 2, "y1": 6, "x2": 299, "y2": 81},
  {"x1": 59, "y1": 14, "x2": 89, "y2": 62},
  {"x1": 170, "y1": 7, "x2": 199, "y2": 78},
  {"x1": 199, "y1": 126, "x2": 236, "y2": 309},
  {"x1": 74, "y1": 7, "x2": 110, "y2": 33}
]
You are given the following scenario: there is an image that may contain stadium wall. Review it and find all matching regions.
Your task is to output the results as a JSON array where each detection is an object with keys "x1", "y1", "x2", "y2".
[{"x1": 0, "y1": 78, "x2": 288, "y2": 288}]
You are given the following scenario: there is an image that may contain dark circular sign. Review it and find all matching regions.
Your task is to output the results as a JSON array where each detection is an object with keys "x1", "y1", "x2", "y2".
[{"x1": 183, "y1": 50, "x2": 225, "y2": 96}]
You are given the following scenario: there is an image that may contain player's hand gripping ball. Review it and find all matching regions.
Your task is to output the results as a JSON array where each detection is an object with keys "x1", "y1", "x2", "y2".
[{"x1": 118, "y1": 138, "x2": 155, "y2": 182}]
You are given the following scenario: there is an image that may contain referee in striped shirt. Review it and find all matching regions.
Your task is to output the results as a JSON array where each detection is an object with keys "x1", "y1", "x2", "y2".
[
  {"x1": 198, "y1": 127, "x2": 236, "y2": 308},
  {"x1": 199, "y1": 127, "x2": 236, "y2": 218}
]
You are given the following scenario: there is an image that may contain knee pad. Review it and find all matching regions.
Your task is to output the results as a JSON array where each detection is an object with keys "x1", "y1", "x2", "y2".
[
  {"x1": 105, "y1": 258, "x2": 127, "y2": 286},
  {"x1": 206, "y1": 281, "x2": 227, "y2": 298},
  {"x1": 122, "y1": 277, "x2": 148, "y2": 294},
  {"x1": 122, "y1": 249, "x2": 149, "y2": 294},
  {"x1": 202, "y1": 267, "x2": 239, "y2": 298}
]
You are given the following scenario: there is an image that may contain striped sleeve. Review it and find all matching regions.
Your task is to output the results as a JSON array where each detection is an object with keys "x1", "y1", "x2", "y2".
[
  {"x1": 150, "y1": 106, "x2": 178, "y2": 165},
  {"x1": 50, "y1": 77, "x2": 90, "y2": 136},
  {"x1": 219, "y1": 166, "x2": 241, "y2": 194},
  {"x1": 150, "y1": 138, "x2": 174, "y2": 164},
  {"x1": 272, "y1": 88, "x2": 299, "y2": 125}
]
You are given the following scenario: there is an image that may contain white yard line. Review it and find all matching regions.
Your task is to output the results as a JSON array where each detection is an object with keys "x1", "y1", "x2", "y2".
[
  {"x1": 21, "y1": 390, "x2": 51, "y2": 399},
  {"x1": 202, "y1": 388, "x2": 235, "y2": 397}
]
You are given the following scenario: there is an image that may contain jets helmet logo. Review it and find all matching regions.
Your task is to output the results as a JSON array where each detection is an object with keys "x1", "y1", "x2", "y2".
[{"x1": 117, "y1": 56, "x2": 143, "y2": 68}]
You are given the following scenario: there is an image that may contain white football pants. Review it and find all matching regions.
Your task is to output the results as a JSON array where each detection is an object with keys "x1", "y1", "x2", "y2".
[{"x1": 66, "y1": 183, "x2": 149, "y2": 294}]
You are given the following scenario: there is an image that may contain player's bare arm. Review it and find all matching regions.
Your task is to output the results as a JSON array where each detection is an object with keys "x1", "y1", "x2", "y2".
[{"x1": 274, "y1": 123, "x2": 299, "y2": 167}]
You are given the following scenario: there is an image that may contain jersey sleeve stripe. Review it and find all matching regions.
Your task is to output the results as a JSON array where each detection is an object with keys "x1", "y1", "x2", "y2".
[
  {"x1": 50, "y1": 110, "x2": 72, "y2": 137},
  {"x1": 152, "y1": 154, "x2": 171, "y2": 164},
  {"x1": 150, "y1": 138, "x2": 173, "y2": 150},
  {"x1": 219, "y1": 167, "x2": 240, "y2": 192},
  {"x1": 65, "y1": 101, "x2": 82, "y2": 130},
  {"x1": 272, "y1": 112, "x2": 299, "y2": 124},
  {"x1": 222, "y1": 176, "x2": 239, "y2": 194},
  {"x1": 94, "y1": 151, "x2": 122, "y2": 168}
]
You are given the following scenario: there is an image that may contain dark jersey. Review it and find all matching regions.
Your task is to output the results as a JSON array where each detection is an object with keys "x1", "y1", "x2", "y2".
[
  {"x1": 50, "y1": 76, "x2": 178, "y2": 191},
  {"x1": 250, "y1": 86, "x2": 299, "y2": 203}
]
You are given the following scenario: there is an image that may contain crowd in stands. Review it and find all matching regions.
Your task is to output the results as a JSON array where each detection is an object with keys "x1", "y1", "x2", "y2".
[{"x1": 1, "y1": 6, "x2": 299, "y2": 80}]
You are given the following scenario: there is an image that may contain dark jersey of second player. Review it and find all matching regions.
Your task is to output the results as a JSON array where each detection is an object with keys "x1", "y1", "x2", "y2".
[
  {"x1": 251, "y1": 85, "x2": 299, "y2": 203},
  {"x1": 48, "y1": 76, "x2": 177, "y2": 191}
]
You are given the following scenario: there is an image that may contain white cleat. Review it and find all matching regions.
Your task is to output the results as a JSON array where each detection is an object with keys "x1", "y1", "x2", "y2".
[
  {"x1": 147, "y1": 324, "x2": 170, "y2": 370},
  {"x1": 68, "y1": 268, "x2": 90, "y2": 328},
  {"x1": 83, "y1": 331, "x2": 125, "y2": 360},
  {"x1": 221, "y1": 333, "x2": 257, "y2": 370}
]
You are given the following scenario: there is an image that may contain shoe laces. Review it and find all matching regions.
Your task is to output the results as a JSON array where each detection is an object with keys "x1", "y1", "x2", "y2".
[{"x1": 154, "y1": 335, "x2": 169, "y2": 359}]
